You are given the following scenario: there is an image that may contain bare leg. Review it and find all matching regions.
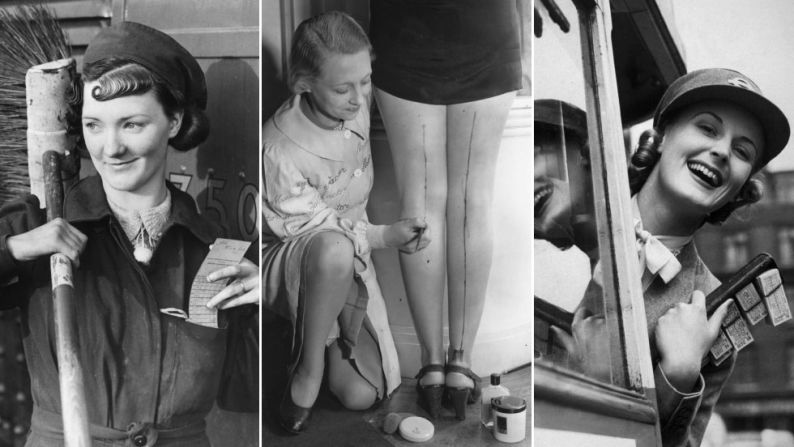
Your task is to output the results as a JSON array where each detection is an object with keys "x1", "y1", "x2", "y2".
[
  {"x1": 374, "y1": 88, "x2": 447, "y2": 386},
  {"x1": 291, "y1": 231, "x2": 355, "y2": 408},
  {"x1": 445, "y1": 92, "x2": 516, "y2": 387}
]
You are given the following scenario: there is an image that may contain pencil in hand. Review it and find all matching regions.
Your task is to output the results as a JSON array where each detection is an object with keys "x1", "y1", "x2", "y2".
[{"x1": 414, "y1": 226, "x2": 425, "y2": 252}]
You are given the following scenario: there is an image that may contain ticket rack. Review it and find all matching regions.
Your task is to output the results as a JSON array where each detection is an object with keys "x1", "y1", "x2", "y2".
[{"x1": 707, "y1": 254, "x2": 792, "y2": 365}]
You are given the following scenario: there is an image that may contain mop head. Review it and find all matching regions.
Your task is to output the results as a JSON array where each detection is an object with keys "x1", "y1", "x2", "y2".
[{"x1": 0, "y1": 5, "x2": 70, "y2": 205}]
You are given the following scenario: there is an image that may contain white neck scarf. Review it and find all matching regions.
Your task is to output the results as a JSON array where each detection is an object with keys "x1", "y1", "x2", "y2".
[
  {"x1": 108, "y1": 190, "x2": 172, "y2": 265},
  {"x1": 632, "y1": 195, "x2": 691, "y2": 289}
]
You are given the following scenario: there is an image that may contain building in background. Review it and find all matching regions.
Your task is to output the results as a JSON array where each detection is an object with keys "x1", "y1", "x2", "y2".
[{"x1": 696, "y1": 169, "x2": 794, "y2": 435}]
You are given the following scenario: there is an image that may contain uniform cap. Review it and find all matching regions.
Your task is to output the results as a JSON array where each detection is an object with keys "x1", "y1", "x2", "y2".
[
  {"x1": 535, "y1": 99, "x2": 588, "y2": 141},
  {"x1": 653, "y1": 68, "x2": 789, "y2": 170}
]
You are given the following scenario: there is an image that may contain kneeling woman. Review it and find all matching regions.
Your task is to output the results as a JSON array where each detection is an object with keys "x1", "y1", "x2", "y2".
[
  {"x1": 263, "y1": 11, "x2": 428, "y2": 434},
  {"x1": 0, "y1": 23, "x2": 258, "y2": 446}
]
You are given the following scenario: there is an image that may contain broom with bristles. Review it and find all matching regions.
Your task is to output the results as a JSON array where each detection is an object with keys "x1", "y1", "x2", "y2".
[
  {"x1": 0, "y1": 6, "x2": 90, "y2": 446},
  {"x1": 0, "y1": 5, "x2": 70, "y2": 204}
]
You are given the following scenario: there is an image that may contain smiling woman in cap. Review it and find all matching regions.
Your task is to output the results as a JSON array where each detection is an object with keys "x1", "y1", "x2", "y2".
[
  {"x1": 557, "y1": 68, "x2": 790, "y2": 447},
  {"x1": 0, "y1": 21, "x2": 257, "y2": 446}
]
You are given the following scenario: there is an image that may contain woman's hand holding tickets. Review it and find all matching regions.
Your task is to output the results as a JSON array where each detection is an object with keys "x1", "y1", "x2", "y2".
[
  {"x1": 386, "y1": 217, "x2": 430, "y2": 254},
  {"x1": 206, "y1": 258, "x2": 258, "y2": 309},
  {"x1": 7, "y1": 218, "x2": 87, "y2": 267},
  {"x1": 655, "y1": 290, "x2": 732, "y2": 392}
]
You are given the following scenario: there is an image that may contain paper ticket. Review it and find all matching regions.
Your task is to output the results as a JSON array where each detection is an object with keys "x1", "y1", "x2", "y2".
[
  {"x1": 722, "y1": 300, "x2": 741, "y2": 328},
  {"x1": 735, "y1": 282, "x2": 762, "y2": 311},
  {"x1": 710, "y1": 329, "x2": 733, "y2": 362},
  {"x1": 187, "y1": 238, "x2": 252, "y2": 328},
  {"x1": 755, "y1": 268, "x2": 783, "y2": 295},
  {"x1": 764, "y1": 285, "x2": 792, "y2": 326},
  {"x1": 725, "y1": 317, "x2": 753, "y2": 351},
  {"x1": 746, "y1": 302, "x2": 769, "y2": 325},
  {"x1": 712, "y1": 349, "x2": 732, "y2": 366}
]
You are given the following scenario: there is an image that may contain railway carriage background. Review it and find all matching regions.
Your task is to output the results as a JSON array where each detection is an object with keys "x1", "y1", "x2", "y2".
[{"x1": 0, "y1": 1, "x2": 259, "y2": 446}]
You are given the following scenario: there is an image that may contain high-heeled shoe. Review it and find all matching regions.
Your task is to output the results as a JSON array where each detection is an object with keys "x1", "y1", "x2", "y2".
[
  {"x1": 278, "y1": 373, "x2": 313, "y2": 434},
  {"x1": 445, "y1": 364, "x2": 482, "y2": 421},
  {"x1": 415, "y1": 364, "x2": 445, "y2": 419}
]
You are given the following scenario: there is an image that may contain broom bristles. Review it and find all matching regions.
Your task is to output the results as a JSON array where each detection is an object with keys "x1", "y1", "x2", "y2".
[{"x1": 0, "y1": 5, "x2": 70, "y2": 205}]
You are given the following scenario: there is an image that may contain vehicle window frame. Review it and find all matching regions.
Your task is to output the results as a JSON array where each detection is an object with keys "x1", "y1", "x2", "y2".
[{"x1": 534, "y1": 0, "x2": 662, "y2": 440}]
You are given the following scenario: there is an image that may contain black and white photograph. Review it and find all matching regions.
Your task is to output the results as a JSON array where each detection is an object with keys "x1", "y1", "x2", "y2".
[
  {"x1": 534, "y1": 1, "x2": 794, "y2": 446},
  {"x1": 262, "y1": 1, "x2": 531, "y2": 446},
  {"x1": 0, "y1": 1, "x2": 259, "y2": 446}
]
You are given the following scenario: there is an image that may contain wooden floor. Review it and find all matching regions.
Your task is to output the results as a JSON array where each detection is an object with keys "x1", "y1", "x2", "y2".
[{"x1": 262, "y1": 362, "x2": 532, "y2": 447}]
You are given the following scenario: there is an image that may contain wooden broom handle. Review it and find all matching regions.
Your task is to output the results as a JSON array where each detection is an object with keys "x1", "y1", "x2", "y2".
[{"x1": 43, "y1": 150, "x2": 90, "y2": 447}]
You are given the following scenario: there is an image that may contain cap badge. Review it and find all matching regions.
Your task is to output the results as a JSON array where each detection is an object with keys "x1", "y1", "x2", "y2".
[{"x1": 727, "y1": 78, "x2": 753, "y2": 90}]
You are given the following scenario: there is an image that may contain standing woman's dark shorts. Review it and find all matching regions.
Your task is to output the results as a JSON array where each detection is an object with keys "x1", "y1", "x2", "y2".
[{"x1": 370, "y1": 0, "x2": 523, "y2": 105}]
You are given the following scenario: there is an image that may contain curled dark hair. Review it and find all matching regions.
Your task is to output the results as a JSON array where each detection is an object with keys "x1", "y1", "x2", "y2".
[
  {"x1": 288, "y1": 11, "x2": 372, "y2": 93},
  {"x1": 628, "y1": 129, "x2": 663, "y2": 196},
  {"x1": 78, "y1": 58, "x2": 209, "y2": 150},
  {"x1": 628, "y1": 127, "x2": 764, "y2": 225}
]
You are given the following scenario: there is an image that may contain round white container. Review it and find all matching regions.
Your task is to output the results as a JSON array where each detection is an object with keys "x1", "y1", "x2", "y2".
[
  {"x1": 399, "y1": 416, "x2": 434, "y2": 443},
  {"x1": 492, "y1": 395, "x2": 527, "y2": 443}
]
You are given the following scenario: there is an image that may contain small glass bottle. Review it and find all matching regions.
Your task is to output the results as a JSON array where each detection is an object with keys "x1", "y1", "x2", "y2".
[{"x1": 480, "y1": 373, "x2": 510, "y2": 427}]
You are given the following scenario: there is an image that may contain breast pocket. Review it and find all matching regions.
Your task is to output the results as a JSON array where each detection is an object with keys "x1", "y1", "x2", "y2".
[{"x1": 161, "y1": 317, "x2": 228, "y2": 416}]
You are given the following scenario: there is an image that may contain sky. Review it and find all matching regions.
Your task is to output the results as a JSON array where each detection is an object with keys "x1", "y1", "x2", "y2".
[{"x1": 669, "y1": 0, "x2": 794, "y2": 172}]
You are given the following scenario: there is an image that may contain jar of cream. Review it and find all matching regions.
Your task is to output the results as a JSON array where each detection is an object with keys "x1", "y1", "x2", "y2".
[{"x1": 491, "y1": 395, "x2": 527, "y2": 443}]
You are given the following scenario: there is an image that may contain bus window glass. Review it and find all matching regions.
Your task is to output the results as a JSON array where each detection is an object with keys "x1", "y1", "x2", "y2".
[{"x1": 533, "y1": 0, "x2": 624, "y2": 387}]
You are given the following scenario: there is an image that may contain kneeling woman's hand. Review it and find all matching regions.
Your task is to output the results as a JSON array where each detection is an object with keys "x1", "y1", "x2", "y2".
[
  {"x1": 386, "y1": 217, "x2": 430, "y2": 254},
  {"x1": 206, "y1": 258, "x2": 259, "y2": 309},
  {"x1": 655, "y1": 291, "x2": 732, "y2": 392}
]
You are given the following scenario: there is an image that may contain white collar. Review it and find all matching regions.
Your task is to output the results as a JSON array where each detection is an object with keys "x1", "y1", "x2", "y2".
[
  {"x1": 272, "y1": 94, "x2": 368, "y2": 161},
  {"x1": 108, "y1": 189, "x2": 172, "y2": 251}
]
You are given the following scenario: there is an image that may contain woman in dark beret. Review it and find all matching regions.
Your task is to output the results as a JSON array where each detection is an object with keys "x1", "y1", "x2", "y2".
[{"x1": 0, "y1": 22, "x2": 257, "y2": 446}]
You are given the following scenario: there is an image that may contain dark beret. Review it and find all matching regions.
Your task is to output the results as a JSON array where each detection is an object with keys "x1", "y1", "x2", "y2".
[{"x1": 83, "y1": 21, "x2": 207, "y2": 110}]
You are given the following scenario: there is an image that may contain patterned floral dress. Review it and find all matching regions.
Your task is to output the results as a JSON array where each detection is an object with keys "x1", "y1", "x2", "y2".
[{"x1": 262, "y1": 95, "x2": 401, "y2": 397}]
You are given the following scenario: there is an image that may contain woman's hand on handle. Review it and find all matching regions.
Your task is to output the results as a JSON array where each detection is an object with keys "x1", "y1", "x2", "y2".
[
  {"x1": 386, "y1": 217, "x2": 430, "y2": 253},
  {"x1": 206, "y1": 258, "x2": 259, "y2": 309},
  {"x1": 655, "y1": 291, "x2": 733, "y2": 392},
  {"x1": 6, "y1": 218, "x2": 87, "y2": 267}
]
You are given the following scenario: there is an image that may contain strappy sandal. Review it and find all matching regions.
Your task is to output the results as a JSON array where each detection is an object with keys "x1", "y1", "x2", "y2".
[
  {"x1": 445, "y1": 364, "x2": 482, "y2": 421},
  {"x1": 415, "y1": 364, "x2": 445, "y2": 419}
]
